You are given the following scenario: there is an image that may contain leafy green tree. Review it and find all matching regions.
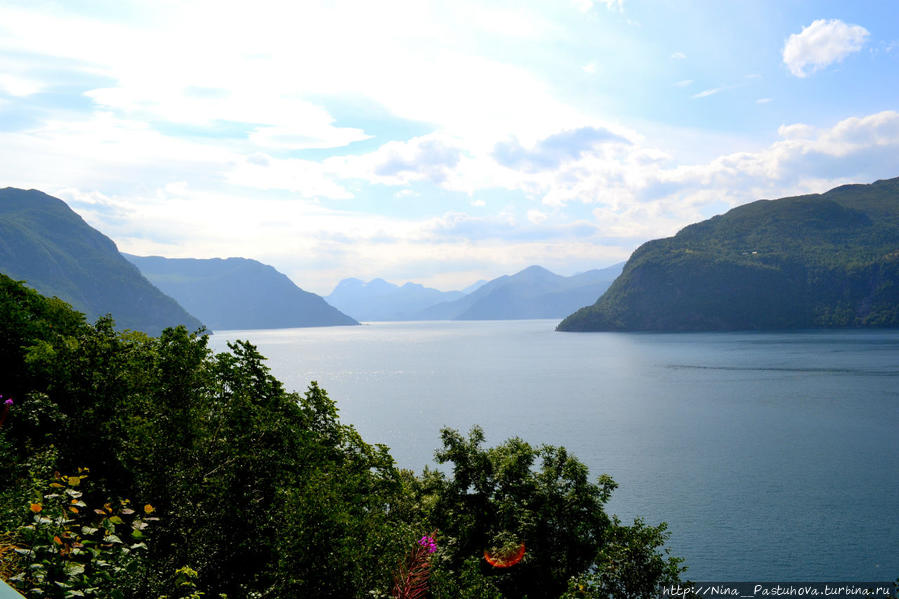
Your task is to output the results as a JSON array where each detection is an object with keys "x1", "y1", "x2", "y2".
[
  {"x1": 561, "y1": 517, "x2": 683, "y2": 598},
  {"x1": 419, "y1": 426, "x2": 682, "y2": 599}
]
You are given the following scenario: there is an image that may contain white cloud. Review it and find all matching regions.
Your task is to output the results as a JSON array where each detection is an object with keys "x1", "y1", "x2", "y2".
[
  {"x1": 674, "y1": 79, "x2": 693, "y2": 87},
  {"x1": 248, "y1": 123, "x2": 371, "y2": 151},
  {"x1": 455, "y1": 111, "x2": 899, "y2": 240},
  {"x1": 693, "y1": 88, "x2": 721, "y2": 98},
  {"x1": 777, "y1": 123, "x2": 814, "y2": 139},
  {"x1": 472, "y1": 7, "x2": 549, "y2": 39},
  {"x1": 783, "y1": 19, "x2": 869, "y2": 77},
  {"x1": 575, "y1": 0, "x2": 624, "y2": 12},
  {"x1": 670, "y1": 51, "x2": 686, "y2": 60},
  {"x1": 527, "y1": 209, "x2": 548, "y2": 224},
  {"x1": 227, "y1": 154, "x2": 354, "y2": 199},
  {"x1": 0, "y1": 73, "x2": 43, "y2": 96},
  {"x1": 756, "y1": 97, "x2": 773, "y2": 104},
  {"x1": 331, "y1": 134, "x2": 465, "y2": 186},
  {"x1": 582, "y1": 62, "x2": 597, "y2": 74},
  {"x1": 0, "y1": 111, "x2": 234, "y2": 191}
]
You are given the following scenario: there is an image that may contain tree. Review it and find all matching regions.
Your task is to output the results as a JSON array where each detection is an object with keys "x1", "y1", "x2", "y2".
[{"x1": 419, "y1": 426, "x2": 683, "y2": 599}]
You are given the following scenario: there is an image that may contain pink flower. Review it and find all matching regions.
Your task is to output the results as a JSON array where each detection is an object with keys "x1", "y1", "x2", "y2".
[
  {"x1": 418, "y1": 536, "x2": 437, "y2": 553},
  {"x1": 3, "y1": 399, "x2": 12, "y2": 406}
]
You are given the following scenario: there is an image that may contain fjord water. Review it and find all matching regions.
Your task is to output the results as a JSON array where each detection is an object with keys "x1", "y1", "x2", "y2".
[{"x1": 210, "y1": 321, "x2": 899, "y2": 580}]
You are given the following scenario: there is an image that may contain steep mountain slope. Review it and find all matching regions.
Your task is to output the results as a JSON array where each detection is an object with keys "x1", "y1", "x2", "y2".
[
  {"x1": 126, "y1": 255, "x2": 358, "y2": 330},
  {"x1": 558, "y1": 177, "x2": 899, "y2": 331},
  {"x1": 418, "y1": 263, "x2": 623, "y2": 320},
  {"x1": 0, "y1": 187, "x2": 202, "y2": 334},
  {"x1": 326, "y1": 277, "x2": 465, "y2": 321}
]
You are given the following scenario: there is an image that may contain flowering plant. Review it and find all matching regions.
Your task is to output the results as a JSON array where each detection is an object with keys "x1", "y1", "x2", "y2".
[
  {"x1": 0, "y1": 395, "x2": 11, "y2": 428},
  {"x1": 391, "y1": 532, "x2": 438, "y2": 599},
  {"x1": 417, "y1": 535, "x2": 437, "y2": 554},
  {"x1": 5, "y1": 468, "x2": 158, "y2": 598}
]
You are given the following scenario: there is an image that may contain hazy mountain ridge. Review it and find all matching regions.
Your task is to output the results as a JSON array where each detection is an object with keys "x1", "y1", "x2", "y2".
[
  {"x1": 327, "y1": 264, "x2": 623, "y2": 322},
  {"x1": 126, "y1": 254, "x2": 358, "y2": 330},
  {"x1": 416, "y1": 263, "x2": 624, "y2": 320},
  {"x1": 558, "y1": 177, "x2": 899, "y2": 332},
  {"x1": 326, "y1": 277, "x2": 465, "y2": 321},
  {"x1": 0, "y1": 187, "x2": 203, "y2": 334}
]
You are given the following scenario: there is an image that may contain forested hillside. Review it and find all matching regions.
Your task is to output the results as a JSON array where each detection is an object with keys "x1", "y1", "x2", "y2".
[
  {"x1": 559, "y1": 177, "x2": 899, "y2": 332},
  {"x1": 0, "y1": 188, "x2": 202, "y2": 334}
]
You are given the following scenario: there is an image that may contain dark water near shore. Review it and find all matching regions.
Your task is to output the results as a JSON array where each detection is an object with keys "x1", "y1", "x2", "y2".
[{"x1": 210, "y1": 321, "x2": 899, "y2": 581}]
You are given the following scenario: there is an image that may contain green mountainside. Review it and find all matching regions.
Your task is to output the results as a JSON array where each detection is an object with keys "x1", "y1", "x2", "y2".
[
  {"x1": 0, "y1": 187, "x2": 202, "y2": 334},
  {"x1": 126, "y1": 254, "x2": 358, "y2": 330},
  {"x1": 558, "y1": 177, "x2": 899, "y2": 332}
]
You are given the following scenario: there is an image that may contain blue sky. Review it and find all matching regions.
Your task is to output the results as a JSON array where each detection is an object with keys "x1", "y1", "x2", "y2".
[{"x1": 1, "y1": 0, "x2": 898, "y2": 294}]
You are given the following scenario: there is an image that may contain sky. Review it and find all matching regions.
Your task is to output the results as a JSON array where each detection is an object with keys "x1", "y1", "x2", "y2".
[{"x1": 1, "y1": 0, "x2": 898, "y2": 295}]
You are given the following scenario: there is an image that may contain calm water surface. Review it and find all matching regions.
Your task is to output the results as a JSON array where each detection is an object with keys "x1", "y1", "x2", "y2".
[{"x1": 210, "y1": 321, "x2": 899, "y2": 581}]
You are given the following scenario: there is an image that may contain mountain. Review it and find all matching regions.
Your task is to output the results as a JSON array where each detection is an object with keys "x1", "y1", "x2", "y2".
[
  {"x1": 417, "y1": 263, "x2": 623, "y2": 320},
  {"x1": 125, "y1": 255, "x2": 358, "y2": 330},
  {"x1": 461, "y1": 279, "x2": 488, "y2": 294},
  {"x1": 326, "y1": 277, "x2": 465, "y2": 321},
  {"x1": 0, "y1": 187, "x2": 202, "y2": 334},
  {"x1": 558, "y1": 177, "x2": 899, "y2": 332}
]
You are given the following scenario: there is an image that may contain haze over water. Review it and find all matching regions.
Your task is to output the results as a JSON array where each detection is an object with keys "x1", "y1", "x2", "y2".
[{"x1": 210, "y1": 321, "x2": 899, "y2": 580}]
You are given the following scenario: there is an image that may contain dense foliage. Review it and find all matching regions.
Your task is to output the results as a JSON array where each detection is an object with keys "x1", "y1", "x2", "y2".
[
  {"x1": 1, "y1": 273, "x2": 683, "y2": 597},
  {"x1": 558, "y1": 177, "x2": 899, "y2": 331}
]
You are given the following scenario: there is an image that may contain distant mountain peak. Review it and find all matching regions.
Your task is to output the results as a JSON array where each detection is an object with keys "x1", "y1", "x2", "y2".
[
  {"x1": 415, "y1": 263, "x2": 623, "y2": 321},
  {"x1": 518, "y1": 265, "x2": 552, "y2": 274}
]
